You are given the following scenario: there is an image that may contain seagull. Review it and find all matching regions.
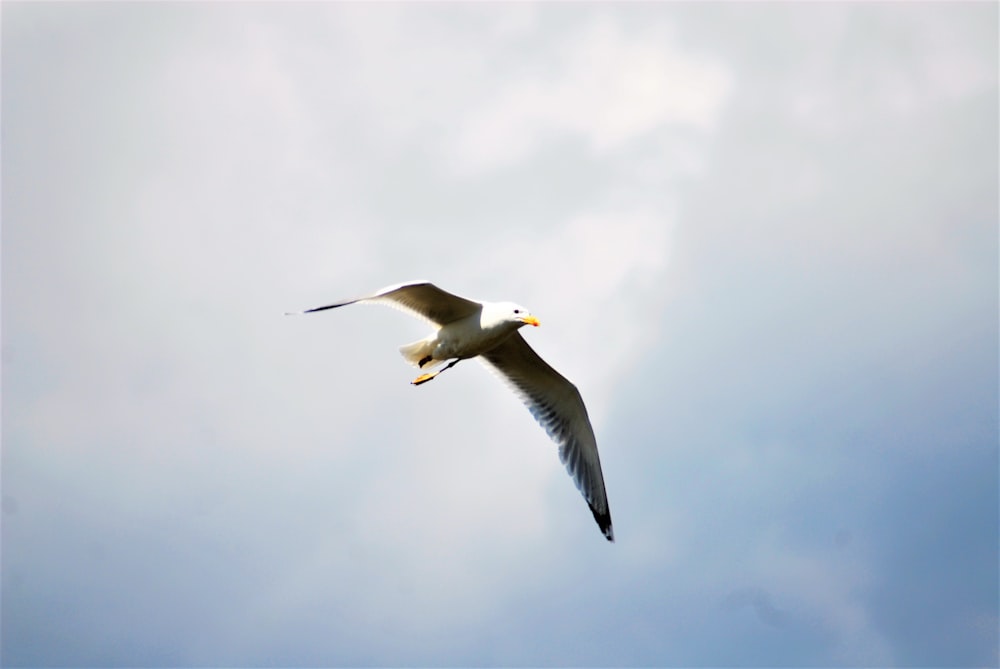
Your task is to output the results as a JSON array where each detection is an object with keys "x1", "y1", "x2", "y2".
[{"x1": 288, "y1": 280, "x2": 614, "y2": 542}]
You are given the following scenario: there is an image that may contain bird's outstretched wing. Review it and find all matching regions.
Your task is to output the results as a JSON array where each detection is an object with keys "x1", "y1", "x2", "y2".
[
  {"x1": 481, "y1": 333, "x2": 614, "y2": 541},
  {"x1": 290, "y1": 281, "x2": 482, "y2": 326}
]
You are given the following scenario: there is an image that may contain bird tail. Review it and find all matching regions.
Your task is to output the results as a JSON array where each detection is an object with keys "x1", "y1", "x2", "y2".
[{"x1": 399, "y1": 337, "x2": 441, "y2": 369}]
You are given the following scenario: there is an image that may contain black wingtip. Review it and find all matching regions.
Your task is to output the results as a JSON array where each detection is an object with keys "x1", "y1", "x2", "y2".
[
  {"x1": 285, "y1": 303, "x2": 344, "y2": 316},
  {"x1": 301, "y1": 304, "x2": 341, "y2": 314},
  {"x1": 590, "y1": 504, "x2": 615, "y2": 543}
]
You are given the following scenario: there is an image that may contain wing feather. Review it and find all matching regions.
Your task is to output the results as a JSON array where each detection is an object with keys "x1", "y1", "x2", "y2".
[
  {"x1": 481, "y1": 333, "x2": 614, "y2": 541},
  {"x1": 293, "y1": 281, "x2": 482, "y2": 326}
]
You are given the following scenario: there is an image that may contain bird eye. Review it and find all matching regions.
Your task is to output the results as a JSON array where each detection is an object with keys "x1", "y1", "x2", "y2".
[{"x1": 514, "y1": 309, "x2": 521, "y2": 314}]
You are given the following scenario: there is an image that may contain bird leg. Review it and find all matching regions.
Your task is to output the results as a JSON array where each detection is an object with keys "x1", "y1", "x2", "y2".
[{"x1": 411, "y1": 358, "x2": 460, "y2": 386}]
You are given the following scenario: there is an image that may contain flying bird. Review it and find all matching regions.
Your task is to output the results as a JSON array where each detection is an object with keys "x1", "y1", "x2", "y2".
[{"x1": 288, "y1": 281, "x2": 614, "y2": 541}]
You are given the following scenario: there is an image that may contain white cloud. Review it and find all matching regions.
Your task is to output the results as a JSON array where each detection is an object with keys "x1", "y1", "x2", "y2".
[
  {"x1": 453, "y1": 13, "x2": 732, "y2": 172},
  {"x1": 746, "y1": 540, "x2": 894, "y2": 665},
  {"x1": 785, "y1": 4, "x2": 997, "y2": 134}
]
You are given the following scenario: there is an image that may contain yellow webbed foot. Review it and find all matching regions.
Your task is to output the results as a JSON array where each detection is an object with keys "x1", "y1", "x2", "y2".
[{"x1": 411, "y1": 372, "x2": 436, "y2": 385}]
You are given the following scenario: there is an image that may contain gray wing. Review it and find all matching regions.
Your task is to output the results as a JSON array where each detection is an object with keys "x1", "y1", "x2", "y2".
[
  {"x1": 481, "y1": 333, "x2": 614, "y2": 542},
  {"x1": 290, "y1": 280, "x2": 482, "y2": 326}
]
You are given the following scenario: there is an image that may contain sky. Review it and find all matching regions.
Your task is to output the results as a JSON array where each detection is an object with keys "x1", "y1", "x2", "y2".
[{"x1": 2, "y1": 2, "x2": 997, "y2": 667}]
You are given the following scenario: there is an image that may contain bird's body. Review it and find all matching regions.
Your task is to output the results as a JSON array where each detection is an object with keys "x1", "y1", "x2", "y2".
[
  {"x1": 399, "y1": 303, "x2": 530, "y2": 372},
  {"x1": 289, "y1": 280, "x2": 614, "y2": 542}
]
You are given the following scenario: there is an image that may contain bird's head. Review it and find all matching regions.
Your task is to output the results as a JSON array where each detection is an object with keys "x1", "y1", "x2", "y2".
[{"x1": 493, "y1": 302, "x2": 540, "y2": 329}]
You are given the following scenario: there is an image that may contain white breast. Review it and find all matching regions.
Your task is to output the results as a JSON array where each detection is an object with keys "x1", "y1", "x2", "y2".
[{"x1": 433, "y1": 311, "x2": 517, "y2": 360}]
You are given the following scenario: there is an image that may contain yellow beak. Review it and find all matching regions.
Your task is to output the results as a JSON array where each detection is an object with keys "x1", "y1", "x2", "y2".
[{"x1": 521, "y1": 315, "x2": 541, "y2": 327}]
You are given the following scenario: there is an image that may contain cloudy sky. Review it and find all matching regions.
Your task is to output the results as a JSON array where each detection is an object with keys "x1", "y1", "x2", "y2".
[{"x1": 2, "y1": 2, "x2": 997, "y2": 667}]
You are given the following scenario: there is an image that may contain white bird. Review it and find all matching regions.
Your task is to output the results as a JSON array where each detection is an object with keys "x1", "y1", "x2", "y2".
[{"x1": 288, "y1": 280, "x2": 614, "y2": 542}]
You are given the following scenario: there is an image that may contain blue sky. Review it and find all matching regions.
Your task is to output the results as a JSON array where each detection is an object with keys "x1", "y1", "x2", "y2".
[{"x1": 2, "y1": 2, "x2": 997, "y2": 667}]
